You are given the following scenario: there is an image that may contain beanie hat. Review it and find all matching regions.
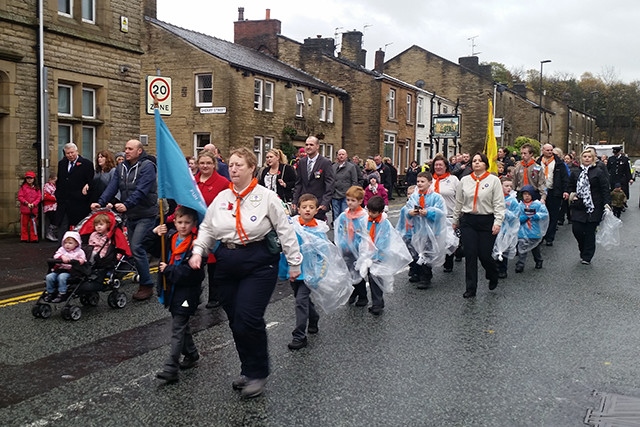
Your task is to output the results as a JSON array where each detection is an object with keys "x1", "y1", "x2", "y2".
[{"x1": 367, "y1": 171, "x2": 381, "y2": 183}]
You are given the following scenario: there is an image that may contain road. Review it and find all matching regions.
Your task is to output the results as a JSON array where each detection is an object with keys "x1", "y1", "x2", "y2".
[{"x1": 1, "y1": 190, "x2": 640, "y2": 426}]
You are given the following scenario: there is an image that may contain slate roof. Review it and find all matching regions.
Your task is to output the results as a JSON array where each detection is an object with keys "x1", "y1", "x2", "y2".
[{"x1": 146, "y1": 17, "x2": 347, "y2": 96}]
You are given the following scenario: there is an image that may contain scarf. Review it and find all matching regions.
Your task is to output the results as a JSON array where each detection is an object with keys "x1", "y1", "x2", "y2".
[
  {"x1": 432, "y1": 172, "x2": 450, "y2": 193},
  {"x1": 520, "y1": 159, "x2": 535, "y2": 185},
  {"x1": 229, "y1": 178, "x2": 258, "y2": 244},
  {"x1": 418, "y1": 192, "x2": 428, "y2": 209},
  {"x1": 541, "y1": 156, "x2": 554, "y2": 179},
  {"x1": 368, "y1": 183, "x2": 378, "y2": 194},
  {"x1": 299, "y1": 217, "x2": 318, "y2": 227},
  {"x1": 472, "y1": 171, "x2": 491, "y2": 212},
  {"x1": 169, "y1": 233, "x2": 194, "y2": 265},
  {"x1": 368, "y1": 215, "x2": 382, "y2": 241},
  {"x1": 345, "y1": 207, "x2": 364, "y2": 241},
  {"x1": 576, "y1": 165, "x2": 595, "y2": 214}
]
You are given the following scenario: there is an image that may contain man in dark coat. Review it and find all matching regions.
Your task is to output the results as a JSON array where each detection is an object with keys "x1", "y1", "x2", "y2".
[
  {"x1": 373, "y1": 154, "x2": 393, "y2": 196},
  {"x1": 537, "y1": 144, "x2": 569, "y2": 246},
  {"x1": 55, "y1": 142, "x2": 94, "y2": 243},
  {"x1": 292, "y1": 136, "x2": 335, "y2": 221},
  {"x1": 607, "y1": 146, "x2": 633, "y2": 199}
]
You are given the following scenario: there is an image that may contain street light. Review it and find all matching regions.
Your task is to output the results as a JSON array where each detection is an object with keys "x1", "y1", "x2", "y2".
[{"x1": 538, "y1": 59, "x2": 551, "y2": 143}]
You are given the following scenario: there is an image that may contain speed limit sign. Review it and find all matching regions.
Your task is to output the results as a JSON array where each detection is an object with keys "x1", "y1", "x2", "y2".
[{"x1": 146, "y1": 76, "x2": 172, "y2": 115}]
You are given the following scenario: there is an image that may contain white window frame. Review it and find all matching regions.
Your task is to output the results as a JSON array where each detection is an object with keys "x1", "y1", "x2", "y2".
[
  {"x1": 254, "y1": 79, "x2": 263, "y2": 110},
  {"x1": 58, "y1": 124, "x2": 73, "y2": 158},
  {"x1": 383, "y1": 132, "x2": 396, "y2": 163},
  {"x1": 319, "y1": 95, "x2": 326, "y2": 122},
  {"x1": 264, "y1": 81, "x2": 273, "y2": 112},
  {"x1": 82, "y1": 0, "x2": 95, "y2": 23},
  {"x1": 194, "y1": 133, "x2": 211, "y2": 156},
  {"x1": 82, "y1": 126, "x2": 96, "y2": 161},
  {"x1": 82, "y1": 87, "x2": 95, "y2": 118},
  {"x1": 254, "y1": 136, "x2": 264, "y2": 166},
  {"x1": 295, "y1": 90, "x2": 304, "y2": 117},
  {"x1": 388, "y1": 89, "x2": 396, "y2": 119},
  {"x1": 406, "y1": 94, "x2": 412, "y2": 123},
  {"x1": 195, "y1": 74, "x2": 213, "y2": 107},
  {"x1": 417, "y1": 96, "x2": 425, "y2": 125},
  {"x1": 327, "y1": 97, "x2": 334, "y2": 123},
  {"x1": 319, "y1": 143, "x2": 334, "y2": 160},
  {"x1": 58, "y1": 84, "x2": 73, "y2": 116},
  {"x1": 58, "y1": 0, "x2": 72, "y2": 16}
]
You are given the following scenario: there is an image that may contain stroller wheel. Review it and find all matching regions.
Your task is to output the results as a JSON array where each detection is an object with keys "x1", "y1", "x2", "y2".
[
  {"x1": 133, "y1": 274, "x2": 140, "y2": 283},
  {"x1": 114, "y1": 292, "x2": 127, "y2": 309},
  {"x1": 111, "y1": 279, "x2": 121, "y2": 289},
  {"x1": 69, "y1": 306, "x2": 82, "y2": 321},
  {"x1": 32, "y1": 305, "x2": 41, "y2": 318},
  {"x1": 39, "y1": 304, "x2": 52, "y2": 319}
]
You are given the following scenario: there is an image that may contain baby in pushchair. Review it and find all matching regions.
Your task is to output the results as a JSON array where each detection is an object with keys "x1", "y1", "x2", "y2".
[{"x1": 32, "y1": 209, "x2": 135, "y2": 320}]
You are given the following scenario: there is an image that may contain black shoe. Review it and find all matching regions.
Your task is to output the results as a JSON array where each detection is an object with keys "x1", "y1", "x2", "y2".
[
  {"x1": 51, "y1": 293, "x2": 67, "y2": 303},
  {"x1": 355, "y1": 297, "x2": 368, "y2": 307},
  {"x1": 43, "y1": 293, "x2": 53, "y2": 303},
  {"x1": 443, "y1": 267, "x2": 453, "y2": 273},
  {"x1": 156, "y1": 370, "x2": 179, "y2": 383},
  {"x1": 455, "y1": 257, "x2": 463, "y2": 262},
  {"x1": 489, "y1": 280, "x2": 498, "y2": 290},
  {"x1": 515, "y1": 265, "x2": 524, "y2": 273},
  {"x1": 206, "y1": 300, "x2": 221, "y2": 309},
  {"x1": 368, "y1": 306, "x2": 383, "y2": 316},
  {"x1": 416, "y1": 280, "x2": 431, "y2": 289},
  {"x1": 408, "y1": 274, "x2": 420, "y2": 283},
  {"x1": 232, "y1": 375, "x2": 248, "y2": 391},
  {"x1": 497, "y1": 271, "x2": 507, "y2": 279},
  {"x1": 535, "y1": 260, "x2": 543, "y2": 269},
  {"x1": 581, "y1": 259, "x2": 591, "y2": 265},
  {"x1": 288, "y1": 338, "x2": 308, "y2": 350},
  {"x1": 463, "y1": 291, "x2": 476, "y2": 299},
  {"x1": 307, "y1": 321, "x2": 319, "y2": 334},
  {"x1": 347, "y1": 290, "x2": 358, "y2": 305},
  {"x1": 179, "y1": 353, "x2": 200, "y2": 370},
  {"x1": 557, "y1": 220, "x2": 564, "y2": 226},
  {"x1": 545, "y1": 241, "x2": 553, "y2": 247}
]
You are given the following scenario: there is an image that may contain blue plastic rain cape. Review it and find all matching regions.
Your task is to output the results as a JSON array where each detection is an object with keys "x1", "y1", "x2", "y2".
[
  {"x1": 278, "y1": 218, "x2": 351, "y2": 313},
  {"x1": 367, "y1": 215, "x2": 412, "y2": 293},
  {"x1": 334, "y1": 209, "x2": 377, "y2": 284},
  {"x1": 516, "y1": 199, "x2": 549, "y2": 253},
  {"x1": 492, "y1": 193, "x2": 520, "y2": 261},
  {"x1": 403, "y1": 191, "x2": 448, "y2": 266}
]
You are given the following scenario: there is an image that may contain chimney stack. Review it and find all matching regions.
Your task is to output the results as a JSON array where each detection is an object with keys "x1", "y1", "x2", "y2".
[
  {"x1": 238, "y1": 7, "x2": 244, "y2": 21},
  {"x1": 339, "y1": 31, "x2": 366, "y2": 67},
  {"x1": 265, "y1": 9, "x2": 270, "y2": 19},
  {"x1": 234, "y1": 8, "x2": 282, "y2": 57},
  {"x1": 143, "y1": 0, "x2": 157, "y2": 18},
  {"x1": 374, "y1": 48, "x2": 385, "y2": 73}
]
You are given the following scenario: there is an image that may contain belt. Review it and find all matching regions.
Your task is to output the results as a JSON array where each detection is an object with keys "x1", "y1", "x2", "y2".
[{"x1": 221, "y1": 240, "x2": 264, "y2": 250}]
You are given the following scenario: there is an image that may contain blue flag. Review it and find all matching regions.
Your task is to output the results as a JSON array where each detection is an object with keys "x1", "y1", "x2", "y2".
[{"x1": 154, "y1": 109, "x2": 208, "y2": 222}]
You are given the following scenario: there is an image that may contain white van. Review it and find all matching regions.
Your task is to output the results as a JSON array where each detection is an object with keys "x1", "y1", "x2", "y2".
[{"x1": 585, "y1": 144, "x2": 625, "y2": 158}]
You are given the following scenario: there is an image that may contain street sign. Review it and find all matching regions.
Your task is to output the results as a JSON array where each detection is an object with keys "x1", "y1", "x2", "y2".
[
  {"x1": 146, "y1": 76, "x2": 171, "y2": 115},
  {"x1": 494, "y1": 118, "x2": 503, "y2": 138}
]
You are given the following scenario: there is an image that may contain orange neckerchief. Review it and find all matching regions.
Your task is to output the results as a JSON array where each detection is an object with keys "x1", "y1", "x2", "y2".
[
  {"x1": 345, "y1": 207, "x2": 364, "y2": 241},
  {"x1": 169, "y1": 233, "x2": 194, "y2": 265},
  {"x1": 520, "y1": 159, "x2": 535, "y2": 185},
  {"x1": 541, "y1": 156, "x2": 554, "y2": 179},
  {"x1": 299, "y1": 217, "x2": 318, "y2": 227},
  {"x1": 418, "y1": 192, "x2": 428, "y2": 209},
  {"x1": 229, "y1": 178, "x2": 258, "y2": 245},
  {"x1": 368, "y1": 215, "x2": 382, "y2": 241},
  {"x1": 432, "y1": 172, "x2": 450, "y2": 193},
  {"x1": 472, "y1": 171, "x2": 491, "y2": 212}
]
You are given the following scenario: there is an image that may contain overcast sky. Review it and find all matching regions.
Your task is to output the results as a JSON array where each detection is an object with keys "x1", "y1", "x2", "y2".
[{"x1": 156, "y1": 0, "x2": 639, "y2": 84}]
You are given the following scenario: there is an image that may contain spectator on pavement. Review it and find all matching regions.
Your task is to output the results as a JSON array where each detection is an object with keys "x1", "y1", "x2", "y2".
[
  {"x1": 292, "y1": 136, "x2": 335, "y2": 221},
  {"x1": 203, "y1": 143, "x2": 230, "y2": 180},
  {"x1": 383, "y1": 157, "x2": 398, "y2": 200},
  {"x1": 332, "y1": 149, "x2": 359, "y2": 224},
  {"x1": 258, "y1": 148, "x2": 297, "y2": 204}
]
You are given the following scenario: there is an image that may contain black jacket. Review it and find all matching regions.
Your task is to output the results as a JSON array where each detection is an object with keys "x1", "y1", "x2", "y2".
[
  {"x1": 537, "y1": 154, "x2": 569, "y2": 198},
  {"x1": 568, "y1": 166, "x2": 611, "y2": 224},
  {"x1": 259, "y1": 163, "x2": 297, "y2": 202}
]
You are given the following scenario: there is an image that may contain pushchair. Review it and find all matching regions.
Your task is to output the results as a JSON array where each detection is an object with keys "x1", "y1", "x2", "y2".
[{"x1": 31, "y1": 209, "x2": 138, "y2": 321}]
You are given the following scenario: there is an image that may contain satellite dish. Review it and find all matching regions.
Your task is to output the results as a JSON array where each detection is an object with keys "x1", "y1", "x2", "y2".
[{"x1": 415, "y1": 79, "x2": 425, "y2": 88}]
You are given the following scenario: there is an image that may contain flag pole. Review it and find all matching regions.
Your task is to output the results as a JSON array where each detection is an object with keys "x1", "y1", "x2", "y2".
[{"x1": 152, "y1": 95, "x2": 167, "y2": 295}]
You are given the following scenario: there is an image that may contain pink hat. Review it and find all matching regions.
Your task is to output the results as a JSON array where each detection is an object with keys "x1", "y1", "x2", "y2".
[
  {"x1": 298, "y1": 148, "x2": 306, "y2": 154},
  {"x1": 25, "y1": 171, "x2": 36, "y2": 178}
]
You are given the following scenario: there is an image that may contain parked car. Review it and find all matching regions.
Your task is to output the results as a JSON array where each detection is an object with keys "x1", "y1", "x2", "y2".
[{"x1": 633, "y1": 160, "x2": 640, "y2": 178}]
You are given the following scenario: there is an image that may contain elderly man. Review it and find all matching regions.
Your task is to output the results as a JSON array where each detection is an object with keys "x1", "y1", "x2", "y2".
[
  {"x1": 91, "y1": 139, "x2": 158, "y2": 300},
  {"x1": 292, "y1": 136, "x2": 335, "y2": 221},
  {"x1": 202, "y1": 143, "x2": 230, "y2": 179},
  {"x1": 331, "y1": 149, "x2": 359, "y2": 224},
  {"x1": 537, "y1": 143, "x2": 569, "y2": 246},
  {"x1": 55, "y1": 142, "x2": 94, "y2": 243}
]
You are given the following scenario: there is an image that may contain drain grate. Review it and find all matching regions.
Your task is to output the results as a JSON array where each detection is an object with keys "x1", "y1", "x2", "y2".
[{"x1": 585, "y1": 392, "x2": 640, "y2": 426}]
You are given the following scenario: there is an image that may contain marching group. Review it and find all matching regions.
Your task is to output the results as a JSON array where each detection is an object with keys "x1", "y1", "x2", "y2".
[{"x1": 17, "y1": 136, "x2": 632, "y2": 398}]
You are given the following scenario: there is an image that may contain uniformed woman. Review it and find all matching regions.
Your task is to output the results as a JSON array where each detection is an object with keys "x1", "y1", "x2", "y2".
[{"x1": 190, "y1": 147, "x2": 302, "y2": 398}]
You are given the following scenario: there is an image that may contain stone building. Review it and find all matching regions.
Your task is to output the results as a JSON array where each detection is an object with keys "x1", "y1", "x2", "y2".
[
  {"x1": 140, "y1": 13, "x2": 346, "y2": 165},
  {"x1": 0, "y1": 0, "x2": 144, "y2": 232}
]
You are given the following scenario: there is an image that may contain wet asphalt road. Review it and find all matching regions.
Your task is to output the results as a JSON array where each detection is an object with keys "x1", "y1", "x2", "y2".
[{"x1": 2, "y1": 189, "x2": 640, "y2": 426}]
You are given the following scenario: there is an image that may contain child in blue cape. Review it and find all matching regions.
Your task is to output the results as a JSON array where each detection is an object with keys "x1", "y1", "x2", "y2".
[
  {"x1": 279, "y1": 193, "x2": 350, "y2": 350},
  {"x1": 515, "y1": 185, "x2": 549, "y2": 273},
  {"x1": 365, "y1": 196, "x2": 412, "y2": 315},
  {"x1": 494, "y1": 177, "x2": 521, "y2": 278},
  {"x1": 402, "y1": 172, "x2": 447, "y2": 289}
]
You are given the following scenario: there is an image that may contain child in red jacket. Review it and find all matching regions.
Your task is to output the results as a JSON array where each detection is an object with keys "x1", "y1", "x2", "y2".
[
  {"x1": 43, "y1": 173, "x2": 58, "y2": 241},
  {"x1": 17, "y1": 171, "x2": 41, "y2": 242}
]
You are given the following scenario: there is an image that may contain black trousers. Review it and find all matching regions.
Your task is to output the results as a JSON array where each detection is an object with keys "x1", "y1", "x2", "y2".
[
  {"x1": 571, "y1": 221, "x2": 598, "y2": 262},
  {"x1": 459, "y1": 214, "x2": 498, "y2": 293},
  {"x1": 544, "y1": 195, "x2": 562, "y2": 243},
  {"x1": 163, "y1": 313, "x2": 197, "y2": 374}
]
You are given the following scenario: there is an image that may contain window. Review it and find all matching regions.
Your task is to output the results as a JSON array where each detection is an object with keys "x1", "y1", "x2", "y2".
[
  {"x1": 82, "y1": 126, "x2": 96, "y2": 161},
  {"x1": 327, "y1": 97, "x2": 334, "y2": 123},
  {"x1": 383, "y1": 132, "x2": 396, "y2": 161},
  {"x1": 406, "y1": 94, "x2": 412, "y2": 123},
  {"x1": 254, "y1": 79, "x2": 274, "y2": 111},
  {"x1": 388, "y1": 89, "x2": 396, "y2": 119},
  {"x1": 58, "y1": 124, "x2": 72, "y2": 158},
  {"x1": 82, "y1": 88, "x2": 95, "y2": 118},
  {"x1": 194, "y1": 133, "x2": 211, "y2": 155},
  {"x1": 253, "y1": 136, "x2": 272, "y2": 166},
  {"x1": 319, "y1": 143, "x2": 333, "y2": 160},
  {"x1": 264, "y1": 81, "x2": 273, "y2": 112},
  {"x1": 295, "y1": 90, "x2": 304, "y2": 117},
  {"x1": 82, "y1": 0, "x2": 94, "y2": 23},
  {"x1": 417, "y1": 96, "x2": 425, "y2": 125},
  {"x1": 195, "y1": 74, "x2": 213, "y2": 106},
  {"x1": 319, "y1": 95, "x2": 326, "y2": 121},
  {"x1": 58, "y1": 0, "x2": 72, "y2": 16},
  {"x1": 254, "y1": 79, "x2": 262, "y2": 110},
  {"x1": 58, "y1": 85, "x2": 72, "y2": 116}
]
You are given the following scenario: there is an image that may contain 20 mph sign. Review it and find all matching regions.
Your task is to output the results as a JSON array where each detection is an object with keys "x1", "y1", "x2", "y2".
[{"x1": 146, "y1": 76, "x2": 172, "y2": 115}]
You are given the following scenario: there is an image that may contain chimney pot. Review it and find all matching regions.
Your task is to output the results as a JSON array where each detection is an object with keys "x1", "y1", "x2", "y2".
[
  {"x1": 238, "y1": 7, "x2": 244, "y2": 21},
  {"x1": 266, "y1": 9, "x2": 270, "y2": 19}
]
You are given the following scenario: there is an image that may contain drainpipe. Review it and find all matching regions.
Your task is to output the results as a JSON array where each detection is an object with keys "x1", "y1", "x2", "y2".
[
  {"x1": 37, "y1": 0, "x2": 48, "y2": 236},
  {"x1": 429, "y1": 92, "x2": 436, "y2": 158}
]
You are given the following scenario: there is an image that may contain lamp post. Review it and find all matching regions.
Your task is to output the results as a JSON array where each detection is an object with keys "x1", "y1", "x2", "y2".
[{"x1": 538, "y1": 59, "x2": 551, "y2": 143}]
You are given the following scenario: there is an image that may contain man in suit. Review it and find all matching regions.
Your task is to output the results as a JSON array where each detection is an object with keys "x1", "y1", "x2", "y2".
[
  {"x1": 292, "y1": 136, "x2": 335, "y2": 221},
  {"x1": 55, "y1": 142, "x2": 94, "y2": 243}
]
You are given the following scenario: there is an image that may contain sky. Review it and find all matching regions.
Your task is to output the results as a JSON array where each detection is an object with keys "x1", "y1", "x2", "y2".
[{"x1": 156, "y1": 0, "x2": 640, "y2": 84}]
